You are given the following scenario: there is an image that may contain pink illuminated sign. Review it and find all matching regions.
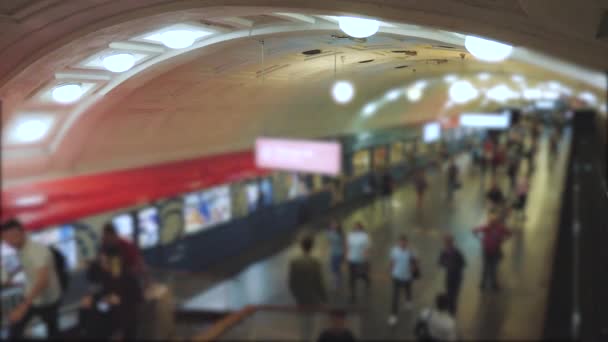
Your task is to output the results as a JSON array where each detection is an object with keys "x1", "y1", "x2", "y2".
[{"x1": 255, "y1": 137, "x2": 342, "y2": 176}]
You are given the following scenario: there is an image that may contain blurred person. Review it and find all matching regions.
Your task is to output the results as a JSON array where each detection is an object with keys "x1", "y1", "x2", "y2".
[
  {"x1": 1, "y1": 219, "x2": 62, "y2": 339},
  {"x1": 506, "y1": 153, "x2": 520, "y2": 192},
  {"x1": 512, "y1": 176, "x2": 530, "y2": 222},
  {"x1": 549, "y1": 130, "x2": 559, "y2": 159},
  {"x1": 327, "y1": 220, "x2": 346, "y2": 291},
  {"x1": 438, "y1": 235, "x2": 465, "y2": 314},
  {"x1": 446, "y1": 158, "x2": 460, "y2": 203},
  {"x1": 381, "y1": 170, "x2": 394, "y2": 213},
  {"x1": 346, "y1": 222, "x2": 372, "y2": 303},
  {"x1": 388, "y1": 235, "x2": 419, "y2": 326},
  {"x1": 78, "y1": 245, "x2": 143, "y2": 339},
  {"x1": 317, "y1": 309, "x2": 356, "y2": 342},
  {"x1": 288, "y1": 236, "x2": 327, "y2": 307},
  {"x1": 486, "y1": 180, "x2": 506, "y2": 210},
  {"x1": 100, "y1": 223, "x2": 146, "y2": 280},
  {"x1": 473, "y1": 214, "x2": 512, "y2": 291},
  {"x1": 415, "y1": 294, "x2": 457, "y2": 342},
  {"x1": 414, "y1": 170, "x2": 428, "y2": 211}
]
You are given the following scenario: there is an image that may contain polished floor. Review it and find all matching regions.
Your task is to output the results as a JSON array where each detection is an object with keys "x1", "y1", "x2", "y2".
[{"x1": 180, "y1": 131, "x2": 570, "y2": 340}]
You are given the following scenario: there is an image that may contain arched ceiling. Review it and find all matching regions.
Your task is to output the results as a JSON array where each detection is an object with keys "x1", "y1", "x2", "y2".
[{"x1": 1, "y1": 1, "x2": 607, "y2": 187}]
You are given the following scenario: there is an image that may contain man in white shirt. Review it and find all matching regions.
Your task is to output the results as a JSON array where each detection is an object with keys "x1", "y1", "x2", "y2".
[
  {"x1": 388, "y1": 235, "x2": 417, "y2": 326},
  {"x1": 346, "y1": 222, "x2": 371, "y2": 303},
  {"x1": 417, "y1": 294, "x2": 458, "y2": 341},
  {"x1": 1, "y1": 219, "x2": 62, "y2": 339}
]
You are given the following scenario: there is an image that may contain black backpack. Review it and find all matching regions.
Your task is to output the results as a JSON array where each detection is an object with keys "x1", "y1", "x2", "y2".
[{"x1": 50, "y1": 246, "x2": 69, "y2": 293}]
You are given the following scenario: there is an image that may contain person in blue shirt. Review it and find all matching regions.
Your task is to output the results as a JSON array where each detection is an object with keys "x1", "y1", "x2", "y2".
[
  {"x1": 388, "y1": 235, "x2": 418, "y2": 326},
  {"x1": 327, "y1": 220, "x2": 346, "y2": 291}
]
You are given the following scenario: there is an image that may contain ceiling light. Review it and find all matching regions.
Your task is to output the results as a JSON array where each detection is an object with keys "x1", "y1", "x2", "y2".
[
  {"x1": 511, "y1": 74, "x2": 525, "y2": 83},
  {"x1": 51, "y1": 83, "x2": 84, "y2": 104},
  {"x1": 443, "y1": 74, "x2": 458, "y2": 83},
  {"x1": 385, "y1": 89, "x2": 401, "y2": 101},
  {"x1": 331, "y1": 80, "x2": 355, "y2": 104},
  {"x1": 541, "y1": 90, "x2": 561, "y2": 100},
  {"x1": 102, "y1": 53, "x2": 136, "y2": 73},
  {"x1": 465, "y1": 35, "x2": 513, "y2": 62},
  {"x1": 547, "y1": 81, "x2": 562, "y2": 91},
  {"x1": 477, "y1": 73, "x2": 491, "y2": 81},
  {"x1": 362, "y1": 103, "x2": 378, "y2": 117},
  {"x1": 160, "y1": 30, "x2": 197, "y2": 49},
  {"x1": 412, "y1": 80, "x2": 429, "y2": 90},
  {"x1": 338, "y1": 16, "x2": 379, "y2": 38},
  {"x1": 15, "y1": 194, "x2": 47, "y2": 207},
  {"x1": 6, "y1": 115, "x2": 54, "y2": 144},
  {"x1": 449, "y1": 80, "x2": 479, "y2": 104},
  {"x1": 578, "y1": 91, "x2": 598, "y2": 105},
  {"x1": 523, "y1": 87, "x2": 542, "y2": 101},
  {"x1": 406, "y1": 86, "x2": 423, "y2": 102},
  {"x1": 486, "y1": 84, "x2": 520, "y2": 103}
]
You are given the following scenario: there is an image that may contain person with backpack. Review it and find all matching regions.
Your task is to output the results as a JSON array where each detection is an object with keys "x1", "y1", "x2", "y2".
[
  {"x1": 415, "y1": 294, "x2": 458, "y2": 341},
  {"x1": 1, "y1": 219, "x2": 63, "y2": 339}
]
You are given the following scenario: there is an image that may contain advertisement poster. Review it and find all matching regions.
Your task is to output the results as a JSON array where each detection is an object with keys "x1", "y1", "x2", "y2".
[
  {"x1": 138, "y1": 207, "x2": 160, "y2": 249},
  {"x1": 31, "y1": 225, "x2": 79, "y2": 271},
  {"x1": 112, "y1": 214, "x2": 135, "y2": 242},
  {"x1": 259, "y1": 178, "x2": 273, "y2": 206},
  {"x1": 183, "y1": 185, "x2": 232, "y2": 234}
]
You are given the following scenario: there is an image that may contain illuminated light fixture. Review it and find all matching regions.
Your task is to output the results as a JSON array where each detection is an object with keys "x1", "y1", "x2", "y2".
[
  {"x1": 412, "y1": 80, "x2": 429, "y2": 90},
  {"x1": 486, "y1": 84, "x2": 520, "y2": 103},
  {"x1": 547, "y1": 81, "x2": 562, "y2": 91},
  {"x1": 338, "y1": 16, "x2": 379, "y2": 38},
  {"x1": 362, "y1": 103, "x2": 378, "y2": 117},
  {"x1": 7, "y1": 115, "x2": 54, "y2": 144},
  {"x1": 443, "y1": 74, "x2": 458, "y2": 83},
  {"x1": 459, "y1": 111, "x2": 511, "y2": 129},
  {"x1": 511, "y1": 74, "x2": 525, "y2": 83},
  {"x1": 522, "y1": 87, "x2": 542, "y2": 101},
  {"x1": 477, "y1": 73, "x2": 491, "y2": 81},
  {"x1": 465, "y1": 35, "x2": 513, "y2": 62},
  {"x1": 102, "y1": 53, "x2": 136, "y2": 73},
  {"x1": 541, "y1": 90, "x2": 560, "y2": 101},
  {"x1": 535, "y1": 100, "x2": 557, "y2": 110},
  {"x1": 331, "y1": 80, "x2": 355, "y2": 104},
  {"x1": 160, "y1": 30, "x2": 197, "y2": 49},
  {"x1": 51, "y1": 83, "x2": 84, "y2": 104},
  {"x1": 559, "y1": 85, "x2": 573, "y2": 96},
  {"x1": 15, "y1": 194, "x2": 47, "y2": 207},
  {"x1": 449, "y1": 80, "x2": 479, "y2": 104},
  {"x1": 385, "y1": 89, "x2": 401, "y2": 101},
  {"x1": 578, "y1": 91, "x2": 598, "y2": 106},
  {"x1": 406, "y1": 85, "x2": 423, "y2": 102}
]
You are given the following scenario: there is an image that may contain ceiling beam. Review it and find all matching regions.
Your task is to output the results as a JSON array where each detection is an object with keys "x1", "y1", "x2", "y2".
[
  {"x1": 216, "y1": 17, "x2": 254, "y2": 29},
  {"x1": 272, "y1": 13, "x2": 316, "y2": 24}
]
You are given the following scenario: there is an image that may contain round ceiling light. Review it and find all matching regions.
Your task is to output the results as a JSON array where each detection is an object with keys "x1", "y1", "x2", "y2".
[
  {"x1": 385, "y1": 89, "x2": 401, "y2": 101},
  {"x1": 406, "y1": 86, "x2": 423, "y2": 102},
  {"x1": 362, "y1": 103, "x2": 378, "y2": 117},
  {"x1": 477, "y1": 73, "x2": 491, "y2": 81},
  {"x1": 449, "y1": 80, "x2": 479, "y2": 104},
  {"x1": 338, "y1": 16, "x2": 380, "y2": 38},
  {"x1": 331, "y1": 80, "x2": 355, "y2": 104},
  {"x1": 523, "y1": 87, "x2": 543, "y2": 101},
  {"x1": 511, "y1": 74, "x2": 526, "y2": 84},
  {"x1": 52, "y1": 83, "x2": 84, "y2": 104},
  {"x1": 578, "y1": 91, "x2": 598, "y2": 105},
  {"x1": 160, "y1": 30, "x2": 196, "y2": 49},
  {"x1": 102, "y1": 53, "x2": 136, "y2": 73},
  {"x1": 443, "y1": 74, "x2": 458, "y2": 84},
  {"x1": 12, "y1": 119, "x2": 51, "y2": 143},
  {"x1": 486, "y1": 84, "x2": 519, "y2": 103},
  {"x1": 465, "y1": 35, "x2": 513, "y2": 62}
]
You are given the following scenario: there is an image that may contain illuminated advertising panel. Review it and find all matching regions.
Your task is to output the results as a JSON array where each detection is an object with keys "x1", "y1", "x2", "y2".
[{"x1": 255, "y1": 137, "x2": 342, "y2": 176}]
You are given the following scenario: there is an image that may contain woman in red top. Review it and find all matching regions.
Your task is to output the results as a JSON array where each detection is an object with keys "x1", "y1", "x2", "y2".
[{"x1": 473, "y1": 215, "x2": 512, "y2": 292}]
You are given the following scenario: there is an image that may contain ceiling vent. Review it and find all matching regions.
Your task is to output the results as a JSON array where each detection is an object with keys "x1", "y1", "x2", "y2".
[
  {"x1": 302, "y1": 49, "x2": 322, "y2": 55},
  {"x1": 394, "y1": 65, "x2": 409, "y2": 69},
  {"x1": 358, "y1": 59, "x2": 374, "y2": 64},
  {"x1": 425, "y1": 59, "x2": 449, "y2": 65},
  {"x1": 392, "y1": 50, "x2": 418, "y2": 56}
]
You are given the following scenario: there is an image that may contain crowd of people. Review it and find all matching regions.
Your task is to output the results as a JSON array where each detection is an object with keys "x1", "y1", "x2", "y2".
[
  {"x1": 1, "y1": 220, "x2": 147, "y2": 340},
  {"x1": 287, "y1": 119, "x2": 563, "y2": 341}
]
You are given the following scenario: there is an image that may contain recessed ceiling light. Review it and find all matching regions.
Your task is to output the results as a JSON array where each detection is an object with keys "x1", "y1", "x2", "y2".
[
  {"x1": 443, "y1": 74, "x2": 458, "y2": 83},
  {"x1": 6, "y1": 115, "x2": 54, "y2": 144},
  {"x1": 160, "y1": 30, "x2": 197, "y2": 49},
  {"x1": 102, "y1": 53, "x2": 136, "y2": 73},
  {"x1": 362, "y1": 103, "x2": 378, "y2": 117},
  {"x1": 385, "y1": 89, "x2": 401, "y2": 101},
  {"x1": 486, "y1": 84, "x2": 520, "y2": 103},
  {"x1": 465, "y1": 35, "x2": 513, "y2": 62},
  {"x1": 578, "y1": 91, "x2": 598, "y2": 105},
  {"x1": 331, "y1": 80, "x2": 355, "y2": 104},
  {"x1": 522, "y1": 87, "x2": 542, "y2": 101},
  {"x1": 51, "y1": 83, "x2": 84, "y2": 104},
  {"x1": 477, "y1": 73, "x2": 491, "y2": 81},
  {"x1": 449, "y1": 80, "x2": 479, "y2": 104},
  {"x1": 406, "y1": 86, "x2": 423, "y2": 102},
  {"x1": 511, "y1": 74, "x2": 525, "y2": 83},
  {"x1": 338, "y1": 16, "x2": 380, "y2": 38}
]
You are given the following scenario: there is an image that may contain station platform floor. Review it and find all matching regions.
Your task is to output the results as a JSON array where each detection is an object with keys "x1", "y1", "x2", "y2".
[{"x1": 174, "y1": 132, "x2": 571, "y2": 340}]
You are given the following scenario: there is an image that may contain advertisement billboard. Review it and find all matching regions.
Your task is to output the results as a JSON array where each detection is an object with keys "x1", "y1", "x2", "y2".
[
  {"x1": 256, "y1": 137, "x2": 342, "y2": 176},
  {"x1": 183, "y1": 185, "x2": 232, "y2": 234}
]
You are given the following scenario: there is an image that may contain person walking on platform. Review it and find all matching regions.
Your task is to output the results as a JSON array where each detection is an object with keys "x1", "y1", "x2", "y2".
[
  {"x1": 288, "y1": 236, "x2": 328, "y2": 307},
  {"x1": 381, "y1": 170, "x2": 394, "y2": 214},
  {"x1": 2, "y1": 219, "x2": 63, "y2": 339},
  {"x1": 346, "y1": 222, "x2": 372, "y2": 303},
  {"x1": 446, "y1": 158, "x2": 460, "y2": 203},
  {"x1": 415, "y1": 294, "x2": 458, "y2": 341},
  {"x1": 327, "y1": 220, "x2": 346, "y2": 291},
  {"x1": 414, "y1": 170, "x2": 428, "y2": 211},
  {"x1": 317, "y1": 309, "x2": 357, "y2": 342},
  {"x1": 473, "y1": 214, "x2": 512, "y2": 292},
  {"x1": 512, "y1": 176, "x2": 530, "y2": 222},
  {"x1": 388, "y1": 235, "x2": 419, "y2": 326},
  {"x1": 506, "y1": 151, "x2": 520, "y2": 192},
  {"x1": 438, "y1": 235, "x2": 465, "y2": 314}
]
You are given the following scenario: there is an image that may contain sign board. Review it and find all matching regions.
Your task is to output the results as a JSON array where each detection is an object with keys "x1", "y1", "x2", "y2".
[
  {"x1": 459, "y1": 112, "x2": 511, "y2": 129},
  {"x1": 255, "y1": 137, "x2": 342, "y2": 176}
]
